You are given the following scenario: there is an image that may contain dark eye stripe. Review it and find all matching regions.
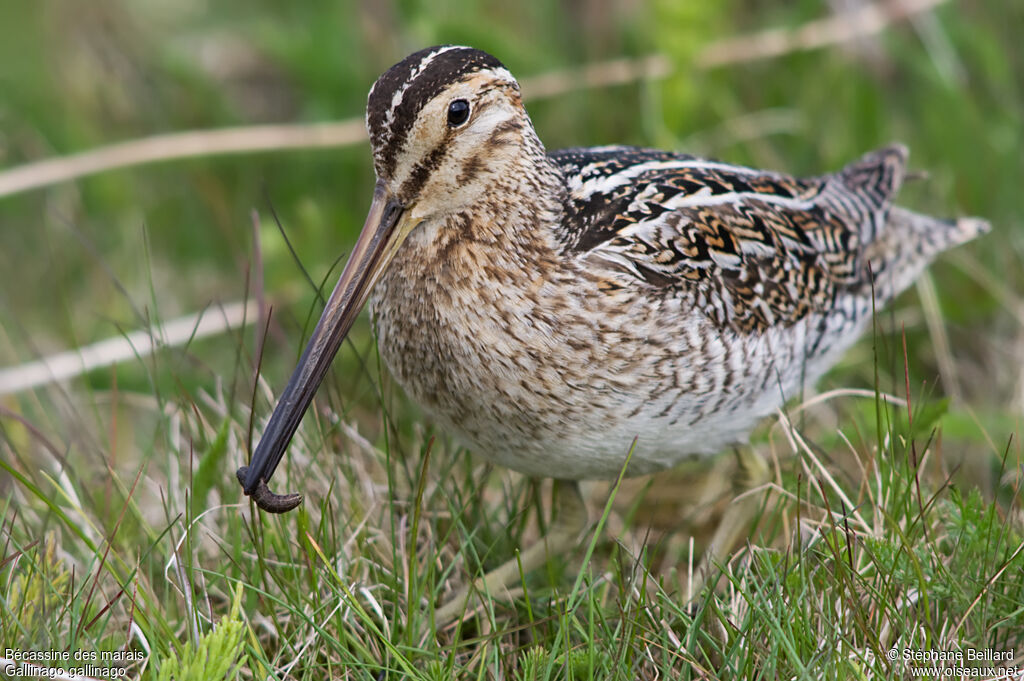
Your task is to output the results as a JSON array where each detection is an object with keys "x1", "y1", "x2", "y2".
[{"x1": 399, "y1": 141, "x2": 452, "y2": 200}]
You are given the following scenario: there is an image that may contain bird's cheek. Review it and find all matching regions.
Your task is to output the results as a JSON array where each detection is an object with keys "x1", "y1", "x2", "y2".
[{"x1": 414, "y1": 176, "x2": 468, "y2": 214}]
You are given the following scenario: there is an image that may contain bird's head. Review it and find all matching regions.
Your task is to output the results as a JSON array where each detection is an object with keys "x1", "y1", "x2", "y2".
[{"x1": 366, "y1": 45, "x2": 533, "y2": 219}]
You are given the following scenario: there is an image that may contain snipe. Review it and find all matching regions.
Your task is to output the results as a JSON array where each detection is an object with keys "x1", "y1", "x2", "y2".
[{"x1": 237, "y1": 45, "x2": 989, "y2": 621}]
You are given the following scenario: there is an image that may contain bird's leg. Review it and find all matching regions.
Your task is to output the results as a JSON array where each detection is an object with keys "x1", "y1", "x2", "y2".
[
  {"x1": 689, "y1": 447, "x2": 770, "y2": 597},
  {"x1": 434, "y1": 479, "x2": 587, "y2": 624}
]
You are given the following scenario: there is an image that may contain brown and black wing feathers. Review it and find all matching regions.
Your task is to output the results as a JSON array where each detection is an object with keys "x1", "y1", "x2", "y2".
[{"x1": 552, "y1": 145, "x2": 911, "y2": 332}]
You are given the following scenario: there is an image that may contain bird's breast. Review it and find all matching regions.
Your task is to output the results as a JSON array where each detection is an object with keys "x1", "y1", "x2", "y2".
[
  {"x1": 366, "y1": 220, "x2": 859, "y2": 479},
  {"x1": 370, "y1": 231, "x2": 612, "y2": 465}
]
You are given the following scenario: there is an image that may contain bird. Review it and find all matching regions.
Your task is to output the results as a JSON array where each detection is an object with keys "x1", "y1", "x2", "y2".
[{"x1": 236, "y1": 45, "x2": 989, "y2": 620}]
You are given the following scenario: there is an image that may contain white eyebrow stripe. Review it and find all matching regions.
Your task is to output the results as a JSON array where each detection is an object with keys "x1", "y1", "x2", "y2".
[
  {"x1": 383, "y1": 45, "x2": 466, "y2": 131},
  {"x1": 483, "y1": 66, "x2": 517, "y2": 87}
]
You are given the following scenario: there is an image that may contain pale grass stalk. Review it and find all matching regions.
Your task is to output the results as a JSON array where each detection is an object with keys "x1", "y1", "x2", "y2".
[
  {"x1": 0, "y1": 122, "x2": 366, "y2": 199},
  {"x1": 339, "y1": 421, "x2": 391, "y2": 501},
  {"x1": 278, "y1": 600, "x2": 346, "y2": 681},
  {"x1": 0, "y1": 300, "x2": 258, "y2": 397},
  {"x1": 776, "y1": 407, "x2": 869, "y2": 533},
  {"x1": 129, "y1": 621, "x2": 151, "y2": 676},
  {"x1": 520, "y1": 54, "x2": 671, "y2": 100},
  {"x1": 758, "y1": 480, "x2": 815, "y2": 513},
  {"x1": 163, "y1": 503, "x2": 237, "y2": 627},
  {"x1": 40, "y1": 468, "x2": 102, "y2": 547},
  {"x1": 165, "y1": 406, "x2": 183, "y2": 520},
  {"x1": 87, "y1": 390, "x2": 162, "y2": 415},
  {"x1": 196, "y1": 385, "x2": 231, "y2": 422},
  {"x1": 836, "y1": 427, "x2": 887, "y2": 539},
  {"x1": 339, "y1": 502, "x2": 381, "y2": 573},
  {"x1": 786, "y1": 387, "x2": 905, "y2": 413},
  {"x1": 697, "y1": 0, "x2": 947, "y2": 68},
  {"x1": 685, "y1": 535, "x2": 696, "y2": 602},
  {"x1": 358, "y1": 586, "x2": 386, "y2": 624},
  {"x1": 950, "y1": 536, "x2": 1024, "y2": 637},
  {"x1": 164, "y1": 550, "x2": 198, "y2": 642},
  {"x1": 916, "y1": 271, "x2": 961, "y2": 401},
  {"x1": 945, "y1": 250, "x2": 1024, "y2": 327},
  {"x1": 909, "y1": 3, "x2": 966, "y2": 85}
]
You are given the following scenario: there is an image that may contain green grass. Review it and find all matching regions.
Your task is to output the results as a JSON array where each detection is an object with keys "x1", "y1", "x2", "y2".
[
  {"x1": 1, "y1": 0, "x2": 1022, "y2": 678},
  {"x1": 3, "y1": 367, "x2": 1021, "y2": 678}
]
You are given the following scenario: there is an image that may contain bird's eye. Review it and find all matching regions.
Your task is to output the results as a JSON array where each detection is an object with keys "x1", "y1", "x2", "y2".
[{"x1": 447, "y1": 99, "x2": 470, "y2": 127}]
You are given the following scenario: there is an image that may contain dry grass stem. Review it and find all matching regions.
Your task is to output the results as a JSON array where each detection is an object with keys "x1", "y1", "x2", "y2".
[
  {"x1": 915, "y1": 272, "x2": 962, "y2": 402},
  {"x1": 697, "y1": 0, "x2": 948, "y2": 68},
  {"x1": 0, "y1": 300, "x2": 258, "y2": 396}
]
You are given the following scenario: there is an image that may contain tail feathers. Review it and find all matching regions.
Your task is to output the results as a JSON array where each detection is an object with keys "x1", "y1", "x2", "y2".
[
  {"x1": 948, "y1": 214, "x2": 992, "y2": 244},
  {"x1": 887, "y1": 207, "x2": 991, "y2": 254},
  {"x1": 866, "y1": 207, "x2": 990, "y2": 300},
  {"x1": 818, "y1": 143, "x2": 990, "y2": 300}
]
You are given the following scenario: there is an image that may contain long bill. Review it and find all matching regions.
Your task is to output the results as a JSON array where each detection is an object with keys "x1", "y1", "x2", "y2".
[{"x1": 237, "y1": 180, "x2": 408, "y2": 513}]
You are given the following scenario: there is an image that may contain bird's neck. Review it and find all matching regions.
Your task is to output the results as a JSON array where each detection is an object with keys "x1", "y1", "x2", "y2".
[
  {"x1": 479, "y1": 138, "x2": 567, "y2": 243},
  {"x1": 413, "y1": 135, "x2": 567, "y2": 259}
]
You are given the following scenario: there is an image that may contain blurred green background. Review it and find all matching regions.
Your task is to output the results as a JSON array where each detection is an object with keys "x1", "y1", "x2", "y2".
[{"x1": 0, "y1": 0, "x2": 1020, "y2": 462}]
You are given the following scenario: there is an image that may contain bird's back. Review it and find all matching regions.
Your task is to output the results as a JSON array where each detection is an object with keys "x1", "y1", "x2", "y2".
[{"x1": 552, "y1": 144, "x2": 986, "y2": 333}]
